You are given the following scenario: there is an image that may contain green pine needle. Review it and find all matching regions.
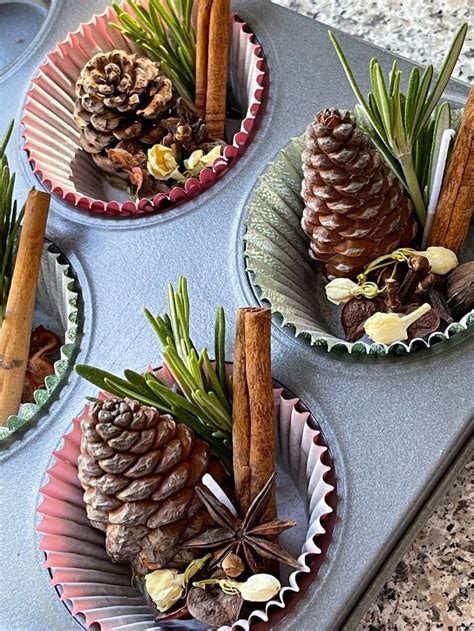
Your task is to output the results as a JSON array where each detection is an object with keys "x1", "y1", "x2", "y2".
[
  {"x1": 329, "y1": 23, "x2": 467, "y2": 227},
  {"x1": 76, "y1": 277, "x2": 232, "y2": 465},
  {"x1": 1, "y1": 120, "x2": 24, "y2": 326},
  {"x1": 111, "y1": 0, "x2": 196, "y2": 104}
]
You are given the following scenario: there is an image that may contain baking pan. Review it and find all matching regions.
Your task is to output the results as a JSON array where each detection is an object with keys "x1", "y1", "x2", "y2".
[{"x1": 0, "y1": 1, "x2": 472, "y2": 629}]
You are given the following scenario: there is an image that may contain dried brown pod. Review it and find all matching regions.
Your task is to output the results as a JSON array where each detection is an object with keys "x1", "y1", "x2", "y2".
[
  {"x1": 446, "y1": 261, "x2": 474, "y2": 318},
  {"x1": 182, "y1": 473, "x2": 300, "y2": 574},
  {"x1": 187, "y1": 584, "x2": 242, "y2": 627},
  {"x1": 398, "y1": 256, "x2": 430, "y2": 303},
  {"x1": 417, "y1": 273, "x2": 453, "y2": 323},
  {"x1": 222, "y1": 553, "x2": 245, "y2": 578},
  {"x1": 341, "y1": 297, "x2": 381, "y2": 342},
  {"x1": 406, "y1": 307, "x2": 441, "y2": 339}
]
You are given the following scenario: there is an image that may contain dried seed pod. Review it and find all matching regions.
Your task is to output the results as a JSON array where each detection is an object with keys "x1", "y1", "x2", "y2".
[
  {"x1": 186, "y1": 585, "x2": 242, "y2": 627},
  {"x1": 406, "y1": 307, "x2": 441, "y2": 339},
  {"x1": 222, "y1": 553, "x2": 245, "y2": 578},
  {"x1": 341, "y1": 297, "x2": 381, "y2": 342},
  {"x1": 417, "y1": 273, "x2": 453, "y2": 323},
  {"x1": 446, "y1": 261, "x2": 474, "y2": 318},
  {"x1": 398, "y1": 256, "x2": 431, "y2": 303}
]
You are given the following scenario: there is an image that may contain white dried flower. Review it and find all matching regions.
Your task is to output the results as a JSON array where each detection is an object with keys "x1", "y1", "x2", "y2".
[
  {"x1": 239, "y1": 574, "x2": 281, "y2": 602},
  {"x1": 145, "y1": 568, "x2": 184, "y2": 612},
  {"x1": 325, "y1": 278, "x2": 358, "y2": 304},
  {"x1": 418, "y1": 246, "x2": 458, "y2": 275},
  {"x1": 364, "y1": 303, "x2": 432, "y2": 345},
  {"x1": 184, "y1": 145, "x2": 222, "y2": 177},
  {"x1": 147, "y1": 143, "x2": 185, "y2": 181},
  {"x1": 145, "y1": 554, "x2": 210, "y2": 613}
]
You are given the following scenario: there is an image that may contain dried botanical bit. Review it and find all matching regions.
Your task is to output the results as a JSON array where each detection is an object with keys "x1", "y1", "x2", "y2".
[
  {"x1": 446, "y1": 261, "x2": 474, "y2": 318},
  {"x1": 384, "y1": 278, "x2": 402, "y2": 313},
  {"x1": 364, "y1": 303, "x2": 432, "y2": 345},
  {"x1": 417, "y1": 273, "x2": 453, "y2": 323},
  {"x1": 144, "y1": 553, "x2": 211, "y2": 613},
  {"x1": 187, "y1": 584, "x2": 242, "y2": 627},
  {"x1": 22, "y1": 326, "x2": 61, "y2": 403},
  {"x1": 398, "y1": 256, "x2": 430, "y2": 303},
  {"x1": 221, "y1": 553, "x2": 245, "y2": 578},
  {"x1": 325, "y1": 278, "x2": 382, "y2": 305},
  {"x1": 239, "y1": 573, "x2": 281, "y2": 602},
  {"x1": 341, "y1": 297, "x2": 380, "y2": 343},
  {"x1": 418, "y1": 246, "x2": 458, "y2": 275},
  {"x1": 406, "y1": 307, "x2": 441, "y2": 339},
  {"x1": 183, "y1": 473, "x2": 300, "y2": 573},
  {"x1": 194, "y1": 573, "x2": 281, "y2": 603}
]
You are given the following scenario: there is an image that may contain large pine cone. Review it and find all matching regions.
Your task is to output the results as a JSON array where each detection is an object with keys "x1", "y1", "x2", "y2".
[
  {"x1": 78, "y1": 396, "x2": 219, "y2": 576},
  {"x1": 74, "y1": 51, "x2": 174, "y2": 155},
  {"x1": 301, "y1": 109, "x2": 417, "y2": 279}
]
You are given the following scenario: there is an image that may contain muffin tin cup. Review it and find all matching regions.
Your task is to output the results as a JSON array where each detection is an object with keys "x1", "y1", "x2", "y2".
[
  {"x1": 244, "y1": 135, "x2": 474, "y2": 356},
  {"x1": 21, "y1": 3, "x2": 265, "y2": 216},
  {"x1": 0, "y1": 242, "x2": 80, "y2": 445},
  {"x1": 37, "y1": 378, "x2": 335, "y2": 630}
]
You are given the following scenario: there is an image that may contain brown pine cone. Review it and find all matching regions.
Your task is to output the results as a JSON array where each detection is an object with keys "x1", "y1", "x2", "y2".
[
  {"x1": 74, "y1": 51, "x2": 174, "y2": 154},
  {"x1": 78, "y1": 396, "x2": 220, "y2": 575},
  {"x1": 301, "y1": 109, "x2": 417, "y2": 279}
]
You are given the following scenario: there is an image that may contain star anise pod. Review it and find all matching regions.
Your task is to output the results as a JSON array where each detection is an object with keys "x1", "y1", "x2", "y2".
[{"x1": 181, "y1": 474, "x2": 301, "y2": 573}]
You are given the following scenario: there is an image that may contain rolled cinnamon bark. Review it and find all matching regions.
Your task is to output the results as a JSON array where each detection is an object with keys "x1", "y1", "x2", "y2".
[
  {"x1": 0, "y1": 189, "x2": 50, "y2": 425},
  {"x1": 245, "y1": 308, "x2": 276, "y2": 523},
  {"x1": 195, "y1": 0, "x2": 213, "y2": 118},
  {"x1": 232, "y1": 309, "x2": 251, "y2": 514},
  {"x1": 205, "y1": 0, "x2": 230, "y2": 138},
  {"x1": 428, "y1": 86, "x2": 474, "y2": 253}
]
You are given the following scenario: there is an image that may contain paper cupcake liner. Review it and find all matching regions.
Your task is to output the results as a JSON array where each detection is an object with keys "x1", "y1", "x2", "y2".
[
  {"x1": 22, "y1": 4, "x2": 265, "y2": 216},
  {"x1": 37, "y1": 385, "x2": 335, "y2": 630},
  {"x1": 244, "y1": 135, "x2": 474, "y2": 356},
  {"x1": 0, "y1": 242, "x2": 81, "y2": 445}
]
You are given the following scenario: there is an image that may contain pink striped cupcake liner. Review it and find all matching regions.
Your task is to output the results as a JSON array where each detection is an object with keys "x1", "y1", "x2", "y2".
[
  {"x1": 37, "y1": 386, "x2": 336, "y2": 630},
  {"x1": 22, "y1": 4, "x2": 266, "y2": 216}
]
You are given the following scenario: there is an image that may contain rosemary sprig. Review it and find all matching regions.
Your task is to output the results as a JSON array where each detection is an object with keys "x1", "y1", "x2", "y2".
[
  {"x1": 111, "y1": 0, "x2": 196, "y2": 104},
  {"x1": 0, "y1": 121, "x2": 25, "y2": 326},
  {"x1": 329, "y1": 23, "x2": 467, "y2": 226},
  {"x1": 76, "y1": 277, "x2": 232, "y2": 465}
]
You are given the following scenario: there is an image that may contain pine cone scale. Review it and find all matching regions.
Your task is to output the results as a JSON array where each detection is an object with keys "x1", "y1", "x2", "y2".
[
  {"x1": 302, "y1": 108, "x2": 417, "y2": 278},
  {"x1": 78, "y1": 396, "x2": 221, "y2": 576}
]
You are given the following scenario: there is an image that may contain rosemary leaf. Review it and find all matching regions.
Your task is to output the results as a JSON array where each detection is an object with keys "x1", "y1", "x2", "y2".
[{"x1": 330, "y1": 25, "x2": 467, "y2": 227}]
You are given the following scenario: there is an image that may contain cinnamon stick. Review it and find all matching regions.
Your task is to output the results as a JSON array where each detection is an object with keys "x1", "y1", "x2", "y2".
[
  {"x1": 195, "y1": 0, "x2": 213, "y2": 118},
  {"x1": 428, "y1": 85, "x2": 474, "y2": 253},
  {"x1": 205, "y1": 0, "x2": 230, "y2": 139},
  {"x1": 0, "y1": 190, "x2": 50, "y2": 425},
  {"x1": 245, "y1": 308, "x2": 276, "y2": 523},
  {"x1": 232, "y1": 309, "x2": 251, "y2": 514}
]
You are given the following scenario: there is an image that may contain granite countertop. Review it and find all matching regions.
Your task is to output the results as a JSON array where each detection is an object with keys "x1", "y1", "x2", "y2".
[{"x1": 272, "y1": 1, "x2": 473, "y2": 628}]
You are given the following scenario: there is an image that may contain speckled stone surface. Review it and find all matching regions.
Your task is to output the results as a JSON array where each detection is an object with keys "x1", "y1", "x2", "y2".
[
  {"x1": 271, "y1": 2, "x2": 474, "y2": 627},
  {"x1": 359, "y1": 462, "x2": 473, "y2": 629},
  {"x1": 272, "y1": 0, "x2": 473, "y2": 81}
]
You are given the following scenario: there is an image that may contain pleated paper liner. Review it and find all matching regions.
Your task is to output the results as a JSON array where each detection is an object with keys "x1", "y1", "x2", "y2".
[
  {"x1": 21, "y1": 4, "x2": 265, "y2": 216},
  {"x1": 37, "y1": 381, "x2": 336, "y2": 630},
  {"x1": 244, "y1": 135, "x2": 474, "y2": 356},
  {"x1": 0, "y1": 242, "x2": 80, "y2": 446}
]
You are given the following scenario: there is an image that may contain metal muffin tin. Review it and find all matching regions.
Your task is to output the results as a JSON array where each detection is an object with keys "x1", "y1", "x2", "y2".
[{"x1": 0, "y1": 1, "x2": 472, "y2": 630}]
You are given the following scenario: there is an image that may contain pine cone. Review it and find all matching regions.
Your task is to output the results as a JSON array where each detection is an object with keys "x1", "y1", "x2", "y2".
[
  {"x1": 78, "y1": 397, "x2": 219, "y2": 575},
  {"x1": 301, "y1": 109, "x2": 417, "y2": 279},
  {"x1": 74, "y1": 50, "x2": 174, "y2": 155}
]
